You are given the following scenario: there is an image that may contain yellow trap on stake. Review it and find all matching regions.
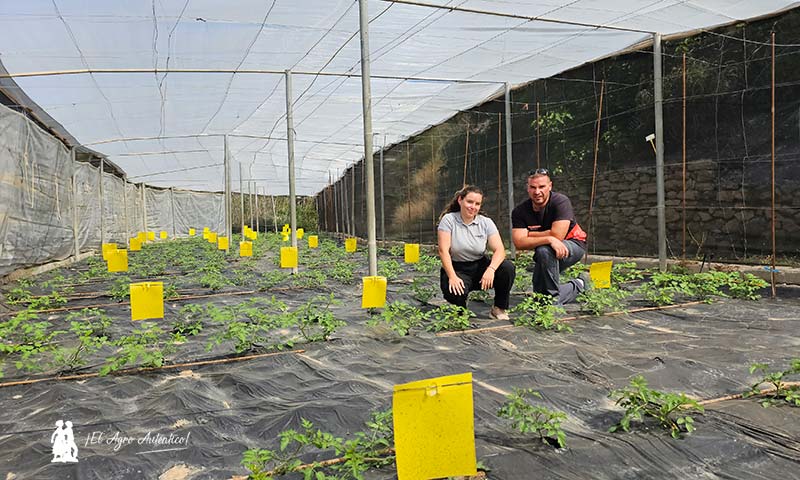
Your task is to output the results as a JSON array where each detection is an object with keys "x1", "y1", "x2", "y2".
[
  {"x1": 101, "y1": 243, "x2": 117, "y2": 261},
  {"x1": 240, "y1": 241, "x2": 252, "y2": 257},
  {"x1": 189, "y1": 228, "x2": 196, "y2": 236},
  {"x1": 404, "y1": 243, "x2": 420, "y2": 264},
  {"x1": 106, "y1": 249, "x2": 128, "y2": 272},
  {"x1": 281, "y1": 246, "x2": 298, "y2": 268},
  {"x1": 308, "y1": 235, "x2": 318, "y2": 249},
  {"x1": 590, "y1": 261, "x2": 613, "y2": 289},
  {"x1": 130, "y1": 282, "x2": 164, "y2": 321},
  {"x1": 217, "y1": 236, "x2": 229, "y2": 251},
  {"x1": 393, "y1": 372, "x2": 477, "y2": 480},
  {"x1": 345, "y1": 237, "x2": 357, "y2": 252},
  {"x1": 361, "y1": 276, "x2": 387, "y2": 308},
  {"x1": 129, "y1": 238, "x2": 141, "y2": 251}
]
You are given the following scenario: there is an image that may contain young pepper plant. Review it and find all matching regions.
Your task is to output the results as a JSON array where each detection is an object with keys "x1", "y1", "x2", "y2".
[
  {"x1": 609, "y1": 375, "x2": 703, "y2": 439},
  {"x1": 746, "y1": 359, "x2": 800, "y2": 407},
  {"x1": 497, "y1": 388, "x2": 567, "y2": 448}
]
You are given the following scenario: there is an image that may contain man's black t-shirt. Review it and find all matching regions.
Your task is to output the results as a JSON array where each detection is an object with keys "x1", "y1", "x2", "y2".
[{"x1": 511, "y1": 192, "x2": 586, "y2": 248}]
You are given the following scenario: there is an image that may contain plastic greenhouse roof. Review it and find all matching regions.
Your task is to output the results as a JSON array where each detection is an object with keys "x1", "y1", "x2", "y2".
[{"x1": 0, "y1": 0, "x2": 796, "y2": 195}]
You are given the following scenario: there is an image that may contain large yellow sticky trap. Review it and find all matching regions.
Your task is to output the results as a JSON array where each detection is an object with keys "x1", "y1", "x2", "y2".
[
  {"x1": 130, "y1": 282, "x2": 164, "y2": 321},
  {"x1": 345, "y1": 237, "x2": 357, "y2": 252},
  {"x1": 240, "y1": 241, "x2": 253, "y2": 257},
  {"x1": 102, "y1": 243, "x2": 118, "y2": 261},
  {"x1": 589, "y1": 261, "x2": 613, "y2": 289},
  {"x1": 361, "y1": 276, "x2": 387, "y2": 308},
  {"x1": 107, "y1": 249, "x2": 128, "y2": 272},
  {"x1": 137, "y1": 232, "x2": 146, "y2": 243},
  {"x1": 189, "y1": 228, "x2": 196, "y2": 236},
  {"x1": 130, "y1": 238, "x2": 142, "y2": 251},
  {"x1": 280, "y1": 246, "x2": 298, "y2": 268},
  {"x1": 159, "y1": 230, "x2": 168, "y2": 239},
  {"x1": 218, "y1": 236, "x2": 230, "y2": 251},
  {"x1": 146, "y1": 231, "x2": 156, "y2": 242},
  {"x1": 393, "y1": 372, "x2": 476, "y2": 480},
  {"x1": 404, "y1": 243, "x2": 420, "y2": 264},
  {"x1": 296, "y1": 228, "x2": 304, "y2": 240},
  {"x1": 207, "y1": 232, "x2": 217, "y2": 243},
  {"x1": 308, "y1": 235, "x2": 319, "y2": 249}
]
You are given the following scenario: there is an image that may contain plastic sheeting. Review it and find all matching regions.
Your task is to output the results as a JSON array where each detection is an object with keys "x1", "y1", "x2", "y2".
[
  {"x1": 0, "y1": 104, "x2": 74, "y2": 275},
  {"x1": 0, "y1": 103, "x2": 226, "y2": 277},
  {"x1": 0, "y1": 1, "x2": 797, "y2": 195}
]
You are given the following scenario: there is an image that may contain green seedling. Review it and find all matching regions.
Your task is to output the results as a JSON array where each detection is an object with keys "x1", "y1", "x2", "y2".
[
  {"x1": 497, "y1": 388, "x2": 567, "y2": 448},
  {"x1": 368, "y1": 301, "x2": 428, "y2": 336},
  {"x1": 511, "y1": 293, "x2": 569, "y2": 332},
  {"x1": 577, "y1": 286, "x2": 630, "y2": 316},
  {"x1": 378, "y1": 259, "x2": 404, "y2": 281},
  {"x1": 405, "y1": 277, "x2": 436, "y2": 304},
  {"x1": 413, "y1": 255, "x2": 440, "y2": 275},
  {"x1": 746, "y1": 359, "x2": 800, "y2": 407},
  {"x1": 609, "y1": 375, "x2": 703, "y2": 439},
  {"x1": 426, "y1": 304, "x2": 475, "y2": 332}
]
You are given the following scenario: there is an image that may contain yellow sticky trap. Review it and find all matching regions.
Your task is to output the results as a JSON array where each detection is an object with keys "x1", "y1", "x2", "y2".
[
  {"x1": 102, "y1": 243, "x2": 117, "y2": 261},
  {"x1": 282, "y1": 223, "x2": 290, "y2": 232},
  {"x1": 249, "y1": 230, "x2": 258, "y2": 240},
  {"x1": 308, "y1": 235, "x2": 319, "y2": 249},
  {"x1": 240, "y1": 241, "x2": 253, "y2": 257},
  {"x1": 590, "y1": 261, "x2": 613, "y2": 289},
  {"x1": 404, "y1": 243, "x2": 420, "y2": 264},
  {"x1": 282, "y1": 234, "x2": 289, "y2": 242},
  {"x1": 393, "y1": 372, "x2": 476, "y2": 480},
  {"x1": 146, "y1": 231, "x2": 155, "y2": 242},
  {"x1": 130, "y1": 238, "x2": 142, "y2": 251},
  {"x1": 296, "y1": 228, "x2": 304, "y2": 240},
  {"x1": 208, "y1": 232, "x2": 217, "y2": 243},
  {"x1": 218, "y1": 236, "x2": 230, "y2": 251},
  {"x1": 107, "y1": 249, "x2": 128, "y2": 272},
  {"x1": 345, "y1": 237, "x2": 357, "y2": 252},
  {"x1": 361, "y1": 276, "x2": 387, "y2": 308},
  {"x1": 137, "y1": 232, "x2": 146, "y2": 243},
  {"x1": 130, "y1": 282, "x2": 164, "y2": 321},
  {"x1": 159, "y1": 231, "x2": 168, "y2": 239},
  {"x1": 280, "y1": 246, "x2": 298, "y2": 269},
  {"x1": 189, "y1": 228, "x2": 196, "y2": 236}
]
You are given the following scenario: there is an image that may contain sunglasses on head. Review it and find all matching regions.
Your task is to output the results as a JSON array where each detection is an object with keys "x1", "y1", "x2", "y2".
[{"x1": 527, "y1": 168, "x2": 550, "y2": 177}]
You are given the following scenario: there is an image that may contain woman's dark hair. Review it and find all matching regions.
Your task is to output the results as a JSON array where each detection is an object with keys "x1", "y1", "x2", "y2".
[{"x1": 439, "y1": 185, "x2": 483, "y2": 221}]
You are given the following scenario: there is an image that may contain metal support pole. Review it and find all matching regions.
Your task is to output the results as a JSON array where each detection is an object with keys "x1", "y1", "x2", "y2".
[
  {"x1": 70, "y1": 147, "x2": 79, "y2": 257},
  {"x1": 255, "y1": 186, "x2": 260, "y2": 233},
  {"x1": 380, "y1": 135, "x2": 385, "y2": 242},
  {"x1": 122, "y1": 176, "x2": 129, "y2": 245},
  {"x1": 285, "y1": 69, "x2": 298, "y2": 273},
  {"x1": 350, "y1": 167, "x2": 356, "y2": 237},
  {"x1": 224, "y1": 134, "x2": 232, "y2": 244},
  {"x1": 99, "y1": 158, "x2": 105, "y2": 246},
  {"x1": 504, "y1": 83, "x2": 516, "y2": 258},
  {"x1": 653, "y1": 33, "x2": 667, "y2": 272},
  {"x1": 360, "y1": 0, "x2": 378, "y2": 276},
  {"x1": 333, "y1": 173, "x2": 340, "y2": 235},
  {"x1": 248, "y1": 181, "x2": 254, "y2": 228},
  {"x1": 141, "y1": 183, "x2": 147, "y2": 233},
  {"x1": 270, "y1": 194, "x2": 278, "y2": 233},
  {"x1": 170, "y1": 186, "x2": 177, "y2": 237},
  {"x1": 239, "y1": 162, "x2": 245, "y2": 235}
]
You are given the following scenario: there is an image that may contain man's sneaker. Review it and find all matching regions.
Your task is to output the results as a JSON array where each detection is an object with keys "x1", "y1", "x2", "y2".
[
  {"x1": 577, "y1": 272, "x2": 593, "y2": 292},
  {"x1": 490, "y1": 306, "x2": 510, "y2": 321}
]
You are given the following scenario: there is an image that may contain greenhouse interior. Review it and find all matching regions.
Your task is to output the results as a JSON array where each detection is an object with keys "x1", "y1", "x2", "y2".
[{"x1": 1, "y1": 1, "x2": 799, "y2": 479}]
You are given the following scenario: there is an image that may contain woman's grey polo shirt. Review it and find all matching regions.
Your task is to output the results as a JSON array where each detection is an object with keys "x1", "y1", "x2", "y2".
[{"x1": 437, "y1": 212, "x2": 499, "y2": 262}]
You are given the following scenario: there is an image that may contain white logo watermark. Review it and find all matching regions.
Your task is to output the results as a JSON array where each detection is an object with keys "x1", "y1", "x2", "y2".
[
  {"x1": 49, "y1": 420, "x2": 191, "y2": 462},
  {"x1": 84, "y1": 430, "x2": 191, "y2": 455},
  {"x1": 51, "y1": 420, "x2": 79, "y2": 463}
]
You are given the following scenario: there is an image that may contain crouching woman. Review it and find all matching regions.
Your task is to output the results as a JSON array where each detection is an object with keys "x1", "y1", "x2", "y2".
[{"x1": 437, "y1": 185, "x2": 516, "y2": 320}]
